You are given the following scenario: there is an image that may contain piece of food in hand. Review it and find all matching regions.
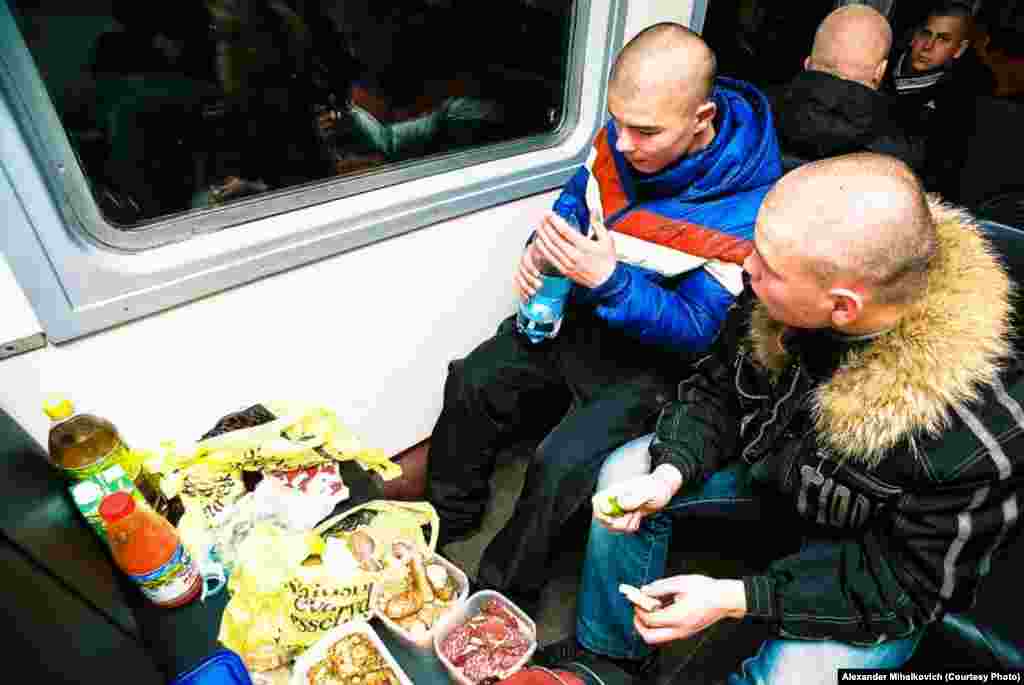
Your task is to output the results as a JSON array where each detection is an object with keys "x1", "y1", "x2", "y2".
[
  {"x1": 619, "y1": 583, "x2": 663, "y2": 612},
  {"x1": 599, "y1": 494, "x2": 626, "y2": 517}
]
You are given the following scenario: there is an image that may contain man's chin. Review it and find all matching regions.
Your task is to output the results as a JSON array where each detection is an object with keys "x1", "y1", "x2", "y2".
[{"x1": 626, "y1": 159, "x2": 649, "y2": 172}]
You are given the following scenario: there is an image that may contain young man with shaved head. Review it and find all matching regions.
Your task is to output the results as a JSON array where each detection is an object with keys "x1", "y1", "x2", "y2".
[
  {"x1": 556, "y1": 153, "x2": 1024, "y2": 681},
  {"x1": 885, "y1": 2, "x2": 994, "y2": 195},
  {"x1": 771, "y1": 5, "x2": 924, "y2": 170},
  {"x1": 426, "y1": 23, "x2": 781, "y2": 613}
]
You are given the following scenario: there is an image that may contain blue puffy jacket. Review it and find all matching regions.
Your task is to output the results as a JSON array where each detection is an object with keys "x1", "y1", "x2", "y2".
[{"x1": 547, "y1": 77, "x2": 781, "y2": 350}]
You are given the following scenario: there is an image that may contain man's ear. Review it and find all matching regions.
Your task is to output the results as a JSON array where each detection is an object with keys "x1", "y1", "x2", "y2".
[
  {"x1": 828, "y1": 287, "x2": 865, "y2": 329},
  {"x1": 954, "y1": 39, "x2": 969, "y2": 60},
  {"x1": 873, "y1": 58, "x2": 888, "y2": 88},
  {"x1": 695, "y1": 101, "x2": 717, "y2": 132},
  {"x1": 804, "y1": 56, "x2": 813, "y2": 71}
]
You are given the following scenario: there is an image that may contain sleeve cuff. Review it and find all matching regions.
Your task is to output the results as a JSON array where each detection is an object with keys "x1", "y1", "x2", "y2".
[
  {"x1": 587, "y1": 261, "x2": 629, "y2": 302},
  {"x1": 743, "y1": 575, "x2": 776, "y2": 620}
]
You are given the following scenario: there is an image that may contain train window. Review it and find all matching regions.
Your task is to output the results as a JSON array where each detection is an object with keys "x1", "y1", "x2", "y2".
[
  {"x1": 7, "y1": 0, "x2": 580, "y2": 247},
  {"x1": 2, "y1": 0, "x2": 620, "y2": 341}
]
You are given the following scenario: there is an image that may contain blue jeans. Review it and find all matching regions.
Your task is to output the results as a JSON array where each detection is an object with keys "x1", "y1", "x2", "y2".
[{"x1": 576, "y1": 434, "x2": 923, "y2": 684}]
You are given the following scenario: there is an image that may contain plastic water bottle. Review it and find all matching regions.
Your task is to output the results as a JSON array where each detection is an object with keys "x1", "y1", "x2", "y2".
[{"x1": 516, "y1": 214, "x2": 577, "y2": 343}]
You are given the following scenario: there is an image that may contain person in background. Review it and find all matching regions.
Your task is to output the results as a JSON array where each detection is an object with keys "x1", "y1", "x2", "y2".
[
  {"x1": 426, "y1": 23, "x2": 781, "y2": 618},
  {"x1": 771, "y1": 5, "x2": 924, "y2": 171},
  {"x1": 549, "y1": 152, "x2": 1023, "y2": 683},
  {"x1": 886, "y1": 1, "x2": 993, "y2": 108},
  {"x1": 884, "y1": 1, "x2": 994, "y2": 197}
]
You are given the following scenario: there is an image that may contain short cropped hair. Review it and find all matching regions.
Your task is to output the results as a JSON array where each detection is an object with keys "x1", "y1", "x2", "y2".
[
  {"x1": 610, "y1": 22, "x2": 717, "y2": 104},
  {"x1": 925, "y1": 1, "x2": 974, "y2": 26}
]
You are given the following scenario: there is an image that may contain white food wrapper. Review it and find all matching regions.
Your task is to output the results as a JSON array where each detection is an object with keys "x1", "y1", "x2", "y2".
[{"x1": 256, "y1": 464, "x2": 350, "y2": 530}]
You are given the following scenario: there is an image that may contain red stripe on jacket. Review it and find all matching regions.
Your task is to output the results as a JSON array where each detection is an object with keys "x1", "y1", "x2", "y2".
[
  {"x1": 613, "y1": 209, "x2": 753, "y2": 265},
  {"x1": 590, "y1": 129, "x2": 629, "y2": 218}
]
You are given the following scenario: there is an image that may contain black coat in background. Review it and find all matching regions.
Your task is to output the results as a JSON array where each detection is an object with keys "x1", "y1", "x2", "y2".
[{"x1": 769, "y1": 69, "x2": 925, "y2": 172}]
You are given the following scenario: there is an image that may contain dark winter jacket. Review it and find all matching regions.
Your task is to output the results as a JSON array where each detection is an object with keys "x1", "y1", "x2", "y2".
[
  {"x1": 884, "y1": 49, "x2": 996, "y2": 198},
  {"x1": 770, "y1": 70, "x2": 925, "y2": 172},
  {"x1": 650, "y1": 200, "x2": 1024, "y2": 644}
]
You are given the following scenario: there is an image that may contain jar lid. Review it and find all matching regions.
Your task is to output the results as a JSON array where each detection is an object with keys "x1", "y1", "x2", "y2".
[
  {"x1": 98, "y1": 491, "x2": 136, "y2": 523},
  {"x1": 43, "y1": 394, "x2": 74, "y2": 421}
]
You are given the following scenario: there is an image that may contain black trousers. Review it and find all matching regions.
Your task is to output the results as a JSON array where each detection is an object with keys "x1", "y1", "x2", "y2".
[{"x1": 425, "y1": 310, "x2": 682, "y2": 596}]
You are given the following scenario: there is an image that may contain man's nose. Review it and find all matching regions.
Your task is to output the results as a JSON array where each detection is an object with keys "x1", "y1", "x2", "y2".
[{"x1": 923, "y1": 36, "x2": 936, "y2": 51}]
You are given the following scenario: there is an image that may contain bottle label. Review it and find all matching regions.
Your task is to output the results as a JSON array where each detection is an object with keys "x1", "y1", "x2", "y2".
[
  {"x1": 62, "y1": 441, "x2": 134, "y2": 481},
  {"x1": 69, "y1": 464, "x2": 146, "y2": 542},
  {"x1": 516, "y1": 274, "x2": 572, "y2": 342},
  {"x1": 128, "y1": 543, "x2": 200, "y2": 607}
]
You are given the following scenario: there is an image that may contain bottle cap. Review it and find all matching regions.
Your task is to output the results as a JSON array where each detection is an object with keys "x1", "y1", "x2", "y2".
[
  {"x1": 98, "y1": 491, "x2": 136, "y2": 523},
  {"x1": 43, "y1": 394, "x2": 74, "y2": 421}
]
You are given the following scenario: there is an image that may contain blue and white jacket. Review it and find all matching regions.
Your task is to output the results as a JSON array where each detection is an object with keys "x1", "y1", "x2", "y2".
[{"x1": 547, "y1": 77, "x2": 781, "y2": 351}]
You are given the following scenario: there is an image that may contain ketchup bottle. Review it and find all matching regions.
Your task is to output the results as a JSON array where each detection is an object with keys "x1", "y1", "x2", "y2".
[{"x1": 98, "y1": 492, "x2": 201, "y2": 608}]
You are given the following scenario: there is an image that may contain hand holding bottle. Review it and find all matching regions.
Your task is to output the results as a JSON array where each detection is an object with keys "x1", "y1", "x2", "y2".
[
  {"x1": 533, "y1": 212, "x2": 617, "y2": 289},
  {"x1": 514, "y1": 242, "x2": 546, "y2": 302}
]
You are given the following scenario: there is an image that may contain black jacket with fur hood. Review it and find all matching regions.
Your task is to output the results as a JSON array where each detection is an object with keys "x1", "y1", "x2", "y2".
[{"x1": 650, "y1": 200, "x2": 1024, "y2": 644}]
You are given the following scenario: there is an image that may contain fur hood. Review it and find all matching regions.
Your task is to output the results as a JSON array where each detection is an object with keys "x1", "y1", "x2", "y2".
[{"x1": 749, "y1": 198, "x2": 1014, "y2": 467}]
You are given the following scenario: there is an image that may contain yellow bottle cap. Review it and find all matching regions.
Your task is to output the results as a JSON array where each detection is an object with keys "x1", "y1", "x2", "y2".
[{"x1": 43, "y1": 395, "x2": 74, "y2": 421}]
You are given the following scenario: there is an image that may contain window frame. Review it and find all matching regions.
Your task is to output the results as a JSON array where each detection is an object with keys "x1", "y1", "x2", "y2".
[{"x1": 0, "y1": 0, "x2": 626, "y2": 341}]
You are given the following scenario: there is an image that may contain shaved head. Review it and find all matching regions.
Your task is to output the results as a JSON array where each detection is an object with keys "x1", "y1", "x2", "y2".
[
  {"x1": 760, "y1": 153, "x2": 937, "y2": 306},
  {"x1": 610, "y1": 23, "x2": 717, "y2": 107},
  {"x1": 808, "y1": 5, "x2": 892, "y2": 88}
]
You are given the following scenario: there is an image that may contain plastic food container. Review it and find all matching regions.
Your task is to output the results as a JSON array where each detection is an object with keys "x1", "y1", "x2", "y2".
[
  {"x1": 371, "y1": 553, "x2": 469, "y2": 651},
  {"x1": 432, "y1": 590, "x2": 538, "y2": 685},
  {"x1": 171, "y1": 649, "x2": 252, "y2": 685},
  {"x1": 289, "y1": 620, "x2": 413, "y2": 685}
]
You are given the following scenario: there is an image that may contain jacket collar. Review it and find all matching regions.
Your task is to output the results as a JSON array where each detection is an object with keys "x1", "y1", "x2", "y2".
[
  {"x1": 748, "y1": 198, "x2": 1013, "y2": 467},
  {"x1": 893, "y1": 50, "x2": 954, "y2": 93},
  {"x1": 606, "y1": 77, "x2": 781, "y2": 205}
]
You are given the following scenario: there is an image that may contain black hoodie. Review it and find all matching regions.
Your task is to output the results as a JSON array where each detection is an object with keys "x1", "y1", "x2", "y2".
[{"x1": 770, "y1": 69, "x2": 925, "y2": 172}]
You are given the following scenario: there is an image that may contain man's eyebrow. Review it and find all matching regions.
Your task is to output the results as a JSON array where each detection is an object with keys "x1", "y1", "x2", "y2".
[{"x1": 607, "y1": 109, "x2": 661, "y2": 131}]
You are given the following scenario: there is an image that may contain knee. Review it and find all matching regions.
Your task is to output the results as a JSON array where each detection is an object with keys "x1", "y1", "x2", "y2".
[
  {"x1": 596, "y1": 434, "x2": 654, "y2": 490},
  {"x1": 531, "y1": 439, "x2": 591, "y2": 493},
  {"x1": 444, "y1": 353, "x2": 497, "y2": 405}
]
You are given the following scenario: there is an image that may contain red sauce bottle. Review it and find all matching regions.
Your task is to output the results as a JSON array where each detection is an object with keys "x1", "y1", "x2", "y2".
[{"x1": 99, "y1": 492, "x2": 201, "y2": 608}]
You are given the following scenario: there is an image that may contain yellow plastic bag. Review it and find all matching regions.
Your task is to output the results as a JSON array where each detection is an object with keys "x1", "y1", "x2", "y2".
[
  {"x1": 219, "y1": 501, "x2": 440, "y2": 664},
  {"x1": 149, "y1": 402, "x2": 402, "y2": 483},
  {"x1": 315, "y1": 500, "x2": 439, "y2": 564},
  {"x1": 273, "y1": 501, "x2": 439, "y2": 649},
  {"x1": 218, "y1": 524, "x2": 314, "y2": 671}
]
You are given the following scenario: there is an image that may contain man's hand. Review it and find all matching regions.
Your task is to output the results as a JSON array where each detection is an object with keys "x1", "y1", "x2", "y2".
[
  {"x1": 533, "y1": 212, "x2": 617, "y2": 289},
  {"x1": 592, "y1": 465, "x2": 683, "y2": 533},
  {"x1": 633, "y1": 576, "x2": 747, "y2": 645},
  {"x1": 514, "y1": 243, "x2": 544, "y2": 302}
]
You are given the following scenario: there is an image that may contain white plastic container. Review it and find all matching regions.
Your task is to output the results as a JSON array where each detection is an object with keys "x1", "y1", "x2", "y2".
[
  {"x1": 371, "y1": 553, "x2": 469, "y2": 651},
  {"x1": 289, "y1": 620, "x2": 414, "y2": 685},
  {"x1": 432, "y1": 590, "x2": 538, "y2": 685}
]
